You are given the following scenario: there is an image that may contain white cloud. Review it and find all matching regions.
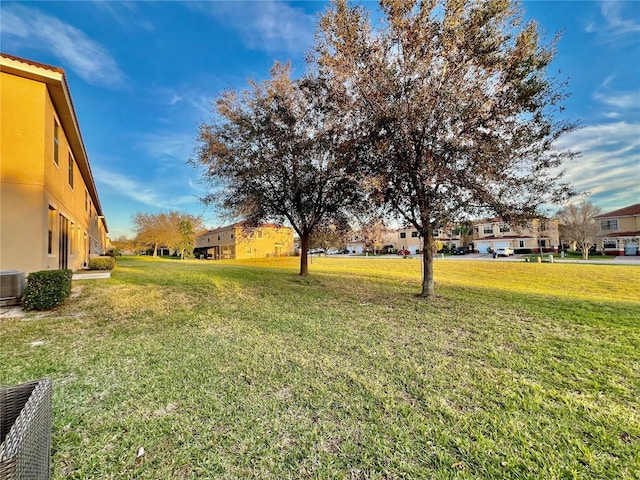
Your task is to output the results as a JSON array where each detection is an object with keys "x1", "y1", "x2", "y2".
[
  {"x1": 1, "y1": 4, "x2": 126, "y2": 88},
  {"x1": 188, "y1": 1, "x2": 316, "y2": 54},
  {"x1": 135, "y1": 132, "x2": 195, "y2": 165},
  {"x1": 94, "y1": 167, "x2": 197, "y2": 209},
  {"x1": 594, "y1": 90, "x2": 640, "y2": 111},
  {"x1": 556, "y1": 122, "x2": 640, "y2": 211},
  {"x1": 91, "y1": 1, "x2": 154, "y2": 32},
  {"x1": 599, "y1": 1, "x2": 640, "y2": 37}
]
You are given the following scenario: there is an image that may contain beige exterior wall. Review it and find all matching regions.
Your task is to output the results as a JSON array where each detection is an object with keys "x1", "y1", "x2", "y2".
[
  {"x1": 599, "y1": 215, "x2": 640, "y2": 234},
  {"x1": 195, "y1": 225, "x2": 294, "y2": 260},
  {"x1": 472, "y1": 218, "x2": 559, "y2": 252},
  {"x1": 1, "y1": 55, "x2": 108, "y2": 275}
]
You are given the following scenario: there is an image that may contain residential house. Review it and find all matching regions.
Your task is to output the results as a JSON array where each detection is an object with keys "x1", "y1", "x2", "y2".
[
  {"x1": 347, "y1": 227, "x2": 397, "y2": 254},
  {"x1": 194, "y1": 223, "x2": 294, "y2": 260},
  {"x1": 472, "y1": 218, "x2": 559, "y2": 254},
  {"x1": 594, "y1": 204, "x2": 640, "y2": 255},
  {"x1": 395, "y1": 225, "x2": 465, "y2": 254},
  {"x1": 0, "y1": 53, "x2": 108, "y2": 274}
]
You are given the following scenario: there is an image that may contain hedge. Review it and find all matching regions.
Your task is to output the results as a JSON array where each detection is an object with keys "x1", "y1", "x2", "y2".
[
  {"x1": 89, "y1": 257, "x2": 116, "y2": 270},
  {"x1": 22, "y1": 269, "x2": 73, "y2": 311}
]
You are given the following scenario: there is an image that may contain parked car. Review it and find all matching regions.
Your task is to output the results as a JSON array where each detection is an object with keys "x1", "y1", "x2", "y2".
[
  {"x1": 397, "y1": 249, "x2": 411, "y2": 255},
  {"x1": 453, "y1": 247, "x2": 468, "y2": 255},
  {"x1": 494, "y1": 247, "x2": 514, "y2": 257}
]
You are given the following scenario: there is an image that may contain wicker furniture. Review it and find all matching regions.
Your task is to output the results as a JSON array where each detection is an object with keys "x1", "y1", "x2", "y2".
[{"x1": 0, "y1": 378, "x2": 52, "y2": 480}]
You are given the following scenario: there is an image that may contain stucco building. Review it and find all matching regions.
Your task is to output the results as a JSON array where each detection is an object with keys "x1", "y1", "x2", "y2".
[
  {"x1": 471, "y1": 218, "x2": 559, "y2": 253},
  {"x1": 1, "y1": 53, "x2": 108, "y2": 274},
  {"x1": 595, "y1": 204, "x2": 640, "y2": 256},
  {"x1": 194, "y1": 223, "x2": 294, "y2": 260}
]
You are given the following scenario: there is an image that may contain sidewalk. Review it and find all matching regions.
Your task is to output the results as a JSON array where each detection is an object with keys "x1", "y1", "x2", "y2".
[
  {"x1": 434, "y1": 253, "x2": 640, "y2": 265},
  {"x1": 72, "y1": 272, "x2": 111, "y2": 280}
]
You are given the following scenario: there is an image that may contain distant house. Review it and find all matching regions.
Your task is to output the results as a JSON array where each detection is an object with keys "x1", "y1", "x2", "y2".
[
  {"x1": 472, "y1": 218, "x2": 559, "y2": 254},
  {"x1": 0, "y1": 53, "x2": 109, "y2": 274},
  {"x1": 194, "y1": 223, "x2": 294, "y2": 260},
  {"x1": 594, "y1": 204, "x2": 640, "y2": 256}
]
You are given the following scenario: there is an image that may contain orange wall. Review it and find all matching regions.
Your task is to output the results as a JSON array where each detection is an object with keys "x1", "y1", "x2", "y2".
[{"x1": 1, "y1": 70, "x2": 102, "y2": 273}]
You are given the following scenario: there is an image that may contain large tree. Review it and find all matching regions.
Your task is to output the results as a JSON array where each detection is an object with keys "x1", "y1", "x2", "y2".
[
  {"x1": 315, "y1": 0, "x2": 577, "y2": 297},
  {"x1": 192, "y1": 63, "x2": 364, "y2": 275},
  {"x1": 132, "y1": 211, "x2": 203, "y2": 257},
  {"x1": 557, "y1": 201, "x2": 601, "y2": 260}
]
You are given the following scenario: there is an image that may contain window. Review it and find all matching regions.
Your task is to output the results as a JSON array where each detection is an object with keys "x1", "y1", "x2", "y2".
[
  {"x1": 600, "y1": 219, "x2": 618, "y2": 231},
  {"x1": 411, "y1": 231, "x2": 419, "y2": 238},
  {"x1": 246, "y1": 247, "x2": 253, "y2": 255},
  {"x1": 68, "y1": 153, "x2": 74, "y2": 188},
  {"x1": 53, "y1": 121, "x2": 59, "y2": 166},
  {"x1": 499, "y1": 224, "x2": 511, "y2": 233},
  {"x1": 48, "y1": 206, "x2": 56, "y2": 254},
  {"x1": 400, "y1": 232, "x2": 406, "y2": 239},
  {"x1": 483, "y1": 226, "x2": 493, "y2": 234},
  {"x1": 519, "y1": 240, "x2": 525, "y2": 248},
  {"x1": 603, "y1": 240, "x2": 616, "y2": 249},
  {"x1": 540, "y1": 239, "x2": 546, "y2": 247},
  {"x1": 70, "y1": 223, "x2": 76, "y2": 255},
  {"x1": 256, "y1": 230, "x2": 263, "y2": 239}
]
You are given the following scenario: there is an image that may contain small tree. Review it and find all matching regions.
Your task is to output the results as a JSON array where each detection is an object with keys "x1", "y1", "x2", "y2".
[
  {"x1": 192, "y1": 63, "x2": 365, "y2": 276},
  {"x1": 173, "y1": 218, "x2": 203, "y2": 259},
  {"x1": 358, "y1": 216, "x2": 387, "y2": 255},
  {"x1": 110, "y1": 235, "x2": 136, "y2": 255},
  {"x1": 310, "y1": 217, "x2": 352, "y2": 253},
  {"x1": 132, "y1": 212, "x2": 167, "y2": 257},
  {"x1": 557, "y1": 201, "x2": 601, "y2": 259}
]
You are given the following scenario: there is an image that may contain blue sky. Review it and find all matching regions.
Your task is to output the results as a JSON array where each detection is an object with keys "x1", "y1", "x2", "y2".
[{"x1": 2, "y1": 1, "x2": 638, "y2": 238}]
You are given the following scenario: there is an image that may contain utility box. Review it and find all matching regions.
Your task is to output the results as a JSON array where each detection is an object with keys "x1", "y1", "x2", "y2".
[{"x1": 0, "y1": 271, "x2": 25, "y2": 307}]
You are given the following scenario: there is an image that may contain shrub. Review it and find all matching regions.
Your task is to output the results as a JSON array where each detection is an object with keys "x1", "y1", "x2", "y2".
[
  {"x1": 89, "y1": 257, "x2": 116, "y2": 270},
  {"x1": 515, "y1": 248, "x2": 533, "y2": 254},
  {"x1": 22, "y1": 269, "x2": 72, "y2": 311}
]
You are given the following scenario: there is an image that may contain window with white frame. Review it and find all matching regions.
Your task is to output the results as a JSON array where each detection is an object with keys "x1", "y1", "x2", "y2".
[
  {"x1": 54, "y1": 120, "x2": 59, "y2": 166},
  {"x1": 600, "y1": 220, "x2": 618, "y2": 231},
  {"x1": 68, "y1": 153, "x2": 74, "y2": 188}
]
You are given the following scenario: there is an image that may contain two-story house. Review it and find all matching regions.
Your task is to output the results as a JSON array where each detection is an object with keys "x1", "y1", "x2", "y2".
[
  {"x1": 194, "y1": 223, "x2": 294, "y2": 260},
  {"x1": 395, "y1": 226, "x2": 463, "y2": 254},
  {"x1": 472, "y1": 218, "x2": 559, "y2": 254},
  {"x1": 1, "y1": 53, "x2": 108, "y2": 274},
  {"x1": 594, "y1": 204, "x2": 640, "y2": 255}
]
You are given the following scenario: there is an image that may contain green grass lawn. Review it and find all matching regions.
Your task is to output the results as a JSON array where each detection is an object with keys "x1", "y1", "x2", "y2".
[{"x1": 1, "y1": 256, "x2": 638, "y2": 479}]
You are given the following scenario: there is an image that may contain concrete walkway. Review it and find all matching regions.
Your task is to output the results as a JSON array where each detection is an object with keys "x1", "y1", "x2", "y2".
[{"x1": 72, "y1": 272, "x2": 111, "y2": 280}]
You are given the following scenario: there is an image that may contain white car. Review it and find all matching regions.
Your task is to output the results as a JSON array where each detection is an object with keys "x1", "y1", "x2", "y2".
[{"x1": 495, "y1": 247, "x2": 514, "y2": 257}]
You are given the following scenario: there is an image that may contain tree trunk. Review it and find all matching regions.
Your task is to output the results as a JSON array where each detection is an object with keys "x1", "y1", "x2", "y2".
[
  {"x1": 153, "y1": 242, "x2": 158, "y2": 257},
  {"x1": 420, "y1": 231, "x2": 435, "y2": 298},
  {"x1": 299, "y1": 233, "x2": 310, "y2": 276}
]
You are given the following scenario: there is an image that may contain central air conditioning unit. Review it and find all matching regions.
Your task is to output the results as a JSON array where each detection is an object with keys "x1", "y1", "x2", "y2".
[{"x1": 0, "y1": 270, "x2": 25, "y2": 306}]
